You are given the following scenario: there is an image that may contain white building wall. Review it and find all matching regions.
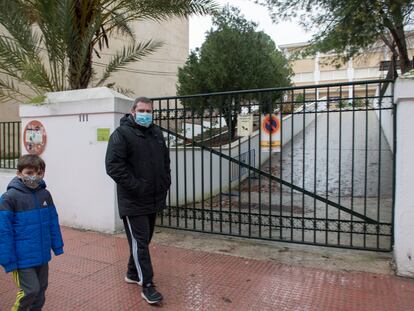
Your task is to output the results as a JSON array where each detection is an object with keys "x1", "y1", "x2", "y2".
[
  {"x1": 0, "y1": 169, "x2": 15, "y2": 193},
  {"x1": 374, "y1": 83, "x2": 394, "y2": 153},
  {"x1": 96, "y1": 18, "x2": 189, "y2": 99},
  {"x1": 394, "y1": 77, "x2": 414, "y2": 278}
]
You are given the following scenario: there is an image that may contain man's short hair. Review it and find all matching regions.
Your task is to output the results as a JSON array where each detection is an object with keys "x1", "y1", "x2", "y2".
[
  {"x1": 17, "y1": 154, "x2": 46, "y2": 172},
  {"x1": 131, "y1": 96, "x2": 152, "y2": 111}
]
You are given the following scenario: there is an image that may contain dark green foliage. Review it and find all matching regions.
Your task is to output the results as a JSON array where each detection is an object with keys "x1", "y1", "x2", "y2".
[
  {"x1": 259, "y1": 0, "x2": 414, "y2": 74},
  {"x1": 177, "y1": 6, "x2": 292, "y2": 138}
]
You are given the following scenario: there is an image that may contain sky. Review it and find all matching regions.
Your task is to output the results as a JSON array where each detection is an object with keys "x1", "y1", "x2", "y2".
[{"x1": 189, "y1": 0, "x2": 313, "y2": 51}]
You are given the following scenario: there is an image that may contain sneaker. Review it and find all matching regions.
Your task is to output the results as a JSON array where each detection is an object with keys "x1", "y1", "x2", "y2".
[
  {"x1": 141, "y1": 284, "x2": 163, "y2": 304},
  {"x1": 124, "y1": 276, "x2": 142, "y2": 286}
]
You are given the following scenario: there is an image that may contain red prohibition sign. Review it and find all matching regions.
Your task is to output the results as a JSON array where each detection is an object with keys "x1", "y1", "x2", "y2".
[{"x1": 262, "y1": 114, "x2": 280, "y2": 135}]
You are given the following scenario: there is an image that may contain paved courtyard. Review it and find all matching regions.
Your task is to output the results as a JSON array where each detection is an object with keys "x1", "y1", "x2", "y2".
[{"x1": 1, "y1": 226, "x2": 413, "y2": 311}]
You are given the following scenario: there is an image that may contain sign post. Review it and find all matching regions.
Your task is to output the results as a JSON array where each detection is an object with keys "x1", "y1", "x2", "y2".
[
  {"x1": 237, "y1": 114, "x2": 253, "y2": 137},
  {"x1": 260, "y1": 114, "x2": 281, "y2": 152}
]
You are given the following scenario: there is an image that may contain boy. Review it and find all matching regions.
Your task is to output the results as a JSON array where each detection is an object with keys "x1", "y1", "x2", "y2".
[{"x1": 0, "y1": 154, "x2": 64, "y2": 311}]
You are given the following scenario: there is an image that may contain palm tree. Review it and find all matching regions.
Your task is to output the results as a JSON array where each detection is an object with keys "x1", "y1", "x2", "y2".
[{"x1": 0, "y1": 0, "x2": 217, "y2": 103}]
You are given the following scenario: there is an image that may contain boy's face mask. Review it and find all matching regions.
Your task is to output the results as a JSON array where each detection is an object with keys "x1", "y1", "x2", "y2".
[
  {"x1": 18, "y1": 168, "x2": 44, "y2": 190},
  {"x1": 21, "y1": 175, "x2": 43, "y2": 189},
  {"x1": 134, "y1": 112, "x2": 153, "y2": 128}
]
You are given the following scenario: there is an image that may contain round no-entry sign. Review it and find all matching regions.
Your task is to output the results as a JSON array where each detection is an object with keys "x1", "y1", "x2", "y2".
[
  {"x1": 24, "y1": 120, "x2": 47, "y2": 155},
  {"x1": 262, "y1": 114, "x2": 280, "y2": 135}
]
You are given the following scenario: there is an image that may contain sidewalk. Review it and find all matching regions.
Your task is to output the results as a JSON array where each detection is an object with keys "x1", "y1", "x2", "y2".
[{"x1": 1, "y1": 227, "x2": 413, "y2": 311}]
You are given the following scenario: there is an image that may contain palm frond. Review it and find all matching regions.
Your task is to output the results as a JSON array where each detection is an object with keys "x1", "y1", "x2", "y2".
[
  {"x1": 100, "y1": 10, "x2": 136, "y2": 42},
  {"x1": 0, "y1": 76, "x2": 32, "y2": 104},
  {"x1": 111, "y1": 0, "x2": 219, "y2": 22},
  {"x1": 21, "y1": 61, "x2": 55, "y2": 91},
  {"x1": 95, "y1": 40, "x2": 163, "y2": 86},
  {"x1": 0, "y1": 0, "x2": 216, "y2": 103},
  {"x1": 105, "y1": 83, "x2": 135, "y2": 97},
  {"x1": 0, "y1": 36, "x2": 30, "y2": 73},
  {"x1": 0, "y1": 36, "x2": 52, "y2": 93},
  {"x1": 31, "y1": 0, "x2": 83, "y2": 90},
  {"x1": 0, "y1": 1, "x2": 55, "y2": 93},
  {"x1": 0, "y1": 1, "x2": 41, "y2": 56}
]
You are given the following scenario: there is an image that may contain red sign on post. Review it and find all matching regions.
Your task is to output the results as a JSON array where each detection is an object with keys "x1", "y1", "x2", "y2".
[
  {"x1": 24, "y1": 120, "x2": 47, "y2": 155},
  {"x1": 260, "y1": 114, "x2": 281, "y2": 152},
  {"x1": 262, "y1": 114, "x2": 280, "y2": 135}
]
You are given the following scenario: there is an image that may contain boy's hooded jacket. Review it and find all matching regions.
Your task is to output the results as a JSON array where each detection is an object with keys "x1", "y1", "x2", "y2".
[{"x1": 0, "y1": 177, "x2": 64, "y2": 273}]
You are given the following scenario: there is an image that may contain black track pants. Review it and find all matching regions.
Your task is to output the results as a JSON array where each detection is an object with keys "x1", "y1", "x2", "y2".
[{"x1": 123, "y1": 213, "x2": 156, "y2": 286}]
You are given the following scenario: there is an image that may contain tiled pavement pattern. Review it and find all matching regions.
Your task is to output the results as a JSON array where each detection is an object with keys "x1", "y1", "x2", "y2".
[{"x1": 1, "y1": 227, "x2": 414, "y2": 311}]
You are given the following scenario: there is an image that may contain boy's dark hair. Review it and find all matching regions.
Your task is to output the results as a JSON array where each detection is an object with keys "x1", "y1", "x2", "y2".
[
  {"x1": 17, "y1": 154, "x2": 46, "y2": 172},
  {"x1": 131, "y1": 96, "x2": 152, "y2": 111}
]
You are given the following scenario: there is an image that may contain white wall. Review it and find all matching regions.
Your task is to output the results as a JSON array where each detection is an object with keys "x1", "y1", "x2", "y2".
[
  {"x1": 182, "y1": 118, "x2": 226, "y2": 138},
  {"x1": 281, "y1": 109, "x2": 316, "y2": 146},
  {"x1": 394, "y1": 77, "x2": 414, "y2": 278},
  {"x1": 374, "y1": 83, "x2": 394, "y2": 153},
  {"x1": 0, "y1": 169, "x2": 15, "y2": 193},
  {"x1": 168, "y1": 132, "x2": 267, "y2": 205},
  {"x1": 19, "y1": 88, "x2": 132, "y2": 233}
]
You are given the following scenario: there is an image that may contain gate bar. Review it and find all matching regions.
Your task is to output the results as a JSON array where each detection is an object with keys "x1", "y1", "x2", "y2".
[{"x1": 159, "y1": 126, "x2": 379, "y2": 225}]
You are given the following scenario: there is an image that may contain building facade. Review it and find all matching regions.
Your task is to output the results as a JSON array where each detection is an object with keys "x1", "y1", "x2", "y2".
[
  {"x1": 279, "y1": 41, "x2": 413, "y2": 101},
  {"x1": 0, "y1": 18, "x2": 189, "y2": 122}
]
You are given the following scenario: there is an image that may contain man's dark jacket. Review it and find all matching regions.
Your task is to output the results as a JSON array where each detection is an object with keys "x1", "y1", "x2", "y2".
[{"x1": 105, "y1": 115, "x2": 171, "y2": 217}]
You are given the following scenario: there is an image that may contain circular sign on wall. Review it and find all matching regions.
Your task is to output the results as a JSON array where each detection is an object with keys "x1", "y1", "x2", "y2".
[{"x1": 24, "y1": 120, "x2": 47, "y2": 155}]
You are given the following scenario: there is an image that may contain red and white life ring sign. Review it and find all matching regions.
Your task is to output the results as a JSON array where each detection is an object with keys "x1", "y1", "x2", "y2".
[{"x1": 24, "y1": 120, "x2": 47, "y2": 155}]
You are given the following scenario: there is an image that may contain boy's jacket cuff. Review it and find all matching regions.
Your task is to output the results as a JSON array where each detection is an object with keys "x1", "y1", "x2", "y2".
[
  {"x1": 53, "y1": 247, "x2": 64, "y2": 256},
  {"x1": 3, "y1": 262, "x2": 17, "y2": 273}
]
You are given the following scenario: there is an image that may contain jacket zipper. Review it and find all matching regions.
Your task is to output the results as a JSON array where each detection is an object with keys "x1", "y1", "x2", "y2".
[
  {"x1": 149, "y1": 135, "x2": 159, "y2": 204},
  {"x1": 32, "y1": 191, "x2": 44, "y2": 263}
]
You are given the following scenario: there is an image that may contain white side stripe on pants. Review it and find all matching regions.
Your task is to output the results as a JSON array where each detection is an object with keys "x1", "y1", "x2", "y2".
[{"x1": 126, "y1": 216, "x2": 143, "y2": 283}]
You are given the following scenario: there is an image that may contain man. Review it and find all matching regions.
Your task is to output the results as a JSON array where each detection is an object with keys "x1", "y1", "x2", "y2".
[{"x1": 105, "y1": 97, "x2": 170, "y2": 304}]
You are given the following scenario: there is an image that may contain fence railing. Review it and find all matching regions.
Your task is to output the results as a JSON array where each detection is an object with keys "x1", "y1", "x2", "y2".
[
  {"x1": 151, "y1": 79, "x2": 395, "y2": 251},
  {"x1": 0, "y1": 121, "x2": 21, "y2": 169}
]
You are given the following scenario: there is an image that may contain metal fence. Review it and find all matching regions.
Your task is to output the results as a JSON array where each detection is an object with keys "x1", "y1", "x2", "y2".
[
  {"x1": 152, "y1": 79, "x2": 395, "y2": 251},
  {"x1": 0, "y1": 121, "x2": 21, "y2": 169}
]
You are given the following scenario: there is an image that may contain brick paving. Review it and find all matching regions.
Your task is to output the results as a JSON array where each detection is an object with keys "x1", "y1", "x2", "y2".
[{"x1": 1, "y1": 227, "x2": 413, "y2": 311}]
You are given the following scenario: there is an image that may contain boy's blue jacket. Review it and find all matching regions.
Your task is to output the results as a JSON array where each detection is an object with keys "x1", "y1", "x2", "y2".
[{"x1": 0, "y1": 177, "x2": 64, "y2": 273}]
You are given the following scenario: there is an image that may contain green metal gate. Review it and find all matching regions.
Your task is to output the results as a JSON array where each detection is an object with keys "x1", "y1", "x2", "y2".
[
  {"x1": 0, "y1": 121, "x2": 20, "y2": 169},
  {"x1": 152, "y1": 79, "x2": 395, "y2": 251}
]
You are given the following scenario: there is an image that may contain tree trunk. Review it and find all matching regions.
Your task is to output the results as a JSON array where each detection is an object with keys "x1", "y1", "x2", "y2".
[
  {"x1": 69, "y1": 0, "x2": 94, "y2": 89},
  {"x1": 390, "y1": 26, "x2": 411, "y2": 74},
  {"x1": 69, "y1": 47, "x2": 93, "y2": 89},
  {"x1": 230, "y1": 115, "x2": 238, "y2": 140},
  {"x1": 388, "y1": 5, "x2": 412, "y2": 74},
  {"x1": 223, "y1": 108, "x2": 238, "y2": 140},
  {"x1": 221, "y1": 99, "x2": 239, "y2": 141}
]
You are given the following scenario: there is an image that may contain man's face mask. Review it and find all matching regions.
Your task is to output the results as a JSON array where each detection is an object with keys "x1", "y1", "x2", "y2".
[
  {"x1": 21, "y1": 175, "x2": 43, "y2": 189},
  {"x1": 135, "y1": 112, "x2": 153, "y2": 128}
]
